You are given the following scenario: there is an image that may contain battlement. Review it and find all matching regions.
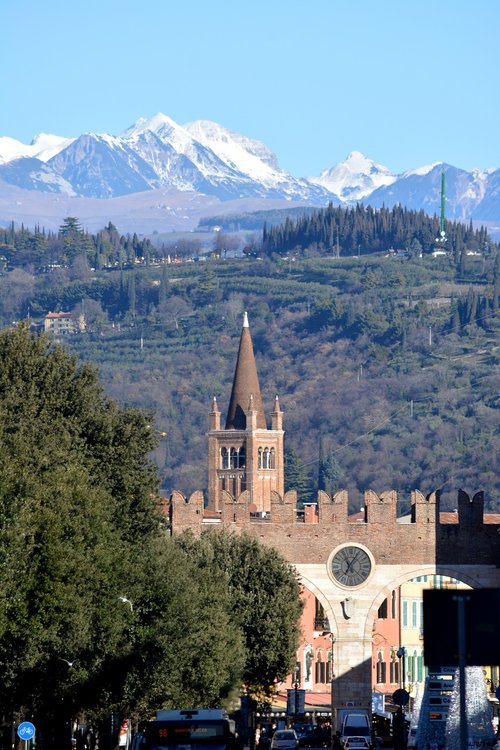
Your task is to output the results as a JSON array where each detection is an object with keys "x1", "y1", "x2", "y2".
[
  {"x1": 170, "y1": 487, "x2": 491, "y2": 528},
  {"x1": 169, "y1": 487, "x2": 499, "y2": 567}
]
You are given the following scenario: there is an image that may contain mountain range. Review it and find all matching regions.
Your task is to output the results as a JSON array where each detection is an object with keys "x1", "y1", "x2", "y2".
[{"x1": 1, "y1": 113, "x2": 500, "y2": 237}]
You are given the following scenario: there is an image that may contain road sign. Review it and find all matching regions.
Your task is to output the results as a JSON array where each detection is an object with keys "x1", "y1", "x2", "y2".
[
  {"x1": 392, "y1": 689, "x2": 410, "y2": 706},
  {"x1": 17, "y1": 722, "x2": 35, "y2": 740}
]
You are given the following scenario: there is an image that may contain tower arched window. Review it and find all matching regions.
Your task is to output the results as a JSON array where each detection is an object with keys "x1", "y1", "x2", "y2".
[
  {"x1": 230, "y1": 448, "x2": 238, "y2": 469},
  {"x1": 263, "y1": 448, "x2": 270, "y2": 468},
  {"x1": 239, "y1": 446, "x2": 246, "y2": 468},
  {"x1": 221, "y1": 447, "x2": 229, "y2": 470},
  {"x1": 258, "y1": 447, "x2": 263, "y2": 469},
  {"x1": 270, "y1": 448, "x2": 275, "y2": 469}
]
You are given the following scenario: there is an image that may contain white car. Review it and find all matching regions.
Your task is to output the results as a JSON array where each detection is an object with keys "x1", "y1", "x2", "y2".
[
  {"x1": 271, "y1": 730, "x2": 299, "y2": 750},
  {"x1": 342, "y1": 737, "x2": 370, "y2": 750}
]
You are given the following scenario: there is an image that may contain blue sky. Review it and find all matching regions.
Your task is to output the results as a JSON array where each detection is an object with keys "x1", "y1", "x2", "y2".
[{"x1": 3, "y1": 0, "x2": 500, "y2": 177}]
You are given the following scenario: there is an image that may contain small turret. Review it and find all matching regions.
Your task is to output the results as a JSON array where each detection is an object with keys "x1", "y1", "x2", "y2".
[
  {"x1": 209, "y1": 396, "x2": 221, "y2": 430},
  {"x1": 271, "y1": 395, "x2": 283, "y2": 430}
]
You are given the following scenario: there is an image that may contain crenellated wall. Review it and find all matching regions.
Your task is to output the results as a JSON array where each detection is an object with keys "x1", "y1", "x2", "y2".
[
  {"x1": 170, "y1": 486, "x2": 499, "y2": 720},
  {"x1": 169, "y1": 487, "x2": 499, "y2": 567}
]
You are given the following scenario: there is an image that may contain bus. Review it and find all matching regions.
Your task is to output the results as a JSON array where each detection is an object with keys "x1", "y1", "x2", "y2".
[{"x1": 143, "y1": 709, "x2": 238, "y2": 750}]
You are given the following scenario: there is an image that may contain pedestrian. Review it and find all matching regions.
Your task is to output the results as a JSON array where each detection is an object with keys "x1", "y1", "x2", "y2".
[{"x1": 332, "y1": 731, "x2": 342, "y2": 750}]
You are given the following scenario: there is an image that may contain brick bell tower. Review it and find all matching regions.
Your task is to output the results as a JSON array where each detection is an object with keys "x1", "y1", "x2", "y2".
[{"x1": 207, "y1": 312, "x2": 284, "y2": 514}]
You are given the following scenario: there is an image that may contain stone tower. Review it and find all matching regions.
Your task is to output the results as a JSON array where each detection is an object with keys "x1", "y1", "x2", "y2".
[{"x1": 207, "y1": 312, "x2": 284, "y2": 513}]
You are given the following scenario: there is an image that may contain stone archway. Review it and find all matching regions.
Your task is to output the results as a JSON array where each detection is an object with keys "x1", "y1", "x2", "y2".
[{"x1": 294, "y1": 560, "x2": 500, "y2": 724}]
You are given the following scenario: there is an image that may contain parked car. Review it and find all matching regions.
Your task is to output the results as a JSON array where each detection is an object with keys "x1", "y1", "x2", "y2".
[
  {"x1": 343, "y1": 737, "x2": 370, "y2": 750},
  {"x1": 271, "y1": 730, "x2": 299, "y2": 750}
]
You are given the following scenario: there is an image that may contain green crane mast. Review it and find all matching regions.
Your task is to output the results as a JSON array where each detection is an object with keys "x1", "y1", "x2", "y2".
[{"x1": 439, "y1": 171, "x2": 446, "y2": 239}]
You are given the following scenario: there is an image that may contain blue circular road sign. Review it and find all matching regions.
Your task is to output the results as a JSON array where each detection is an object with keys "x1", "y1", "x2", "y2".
[{"x1": 17, "y1": 722, "x2": 35, "y2": 740}]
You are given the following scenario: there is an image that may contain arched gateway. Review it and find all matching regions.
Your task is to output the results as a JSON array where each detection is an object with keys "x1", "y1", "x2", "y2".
[{"x1": 169, "y1": 314, "x2": 500, "y2": 721}]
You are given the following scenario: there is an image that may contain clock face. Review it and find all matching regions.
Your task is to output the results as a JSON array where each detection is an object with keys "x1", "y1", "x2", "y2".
[{"x1": 331, "y1": 545, "x2": 372, "y2": 587}]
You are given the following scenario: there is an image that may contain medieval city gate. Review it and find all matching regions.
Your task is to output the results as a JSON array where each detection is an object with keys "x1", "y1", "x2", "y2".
[
  {"x1": 170, "y1": 486, "x2": 500, "y2": 721},
  {"x1": 169, "y1": 314, "x2": 500, "y2": 722}
]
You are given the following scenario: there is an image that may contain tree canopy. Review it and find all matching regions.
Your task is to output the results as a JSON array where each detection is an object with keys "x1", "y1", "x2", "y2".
[
  {"x1": 174, "y1": 531, "x2": 304, "y2": 698},
  {"x1": 0, "y1": 326, "x2": 303, "y2": 748}
]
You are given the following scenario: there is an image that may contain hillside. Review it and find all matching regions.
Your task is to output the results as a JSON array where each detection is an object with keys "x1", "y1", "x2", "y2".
[
  {"x1": 56, "y1": 254, "x2": 498, "y2": 513},
  {"x1": 0, "y1": 214, "x2": 497, "y2": 512}
]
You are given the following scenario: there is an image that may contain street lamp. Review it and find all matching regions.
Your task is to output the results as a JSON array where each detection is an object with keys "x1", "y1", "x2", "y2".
[
  {"x1": 118, "y1": 596, "x2": 133, "y2": 612},
  {"x1": 396, "y1": 647, "x2": 406, "y2": 691}
]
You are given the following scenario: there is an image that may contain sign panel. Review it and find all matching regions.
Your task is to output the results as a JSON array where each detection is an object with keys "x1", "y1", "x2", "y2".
[
  {"x1": 423, "y1": 589, "x2": 500, "y2": 666},
  {"x1": 17, "y1": 723, "x2": 35, "y2": 741},
  {"x1": 286, "y1": 688, "x2": 305, "y2": 716}
]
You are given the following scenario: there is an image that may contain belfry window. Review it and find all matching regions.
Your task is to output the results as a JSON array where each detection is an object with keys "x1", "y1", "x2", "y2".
[
  {"x1": 258, "y1": 447, "x2": 263, "y2": 468},
  {"x1": 230, "y1": 448, "x2": 238, "y2": 469},
  {"x1": 270, "y1": 448, "x2": 275, "y2": 469},
  {"x1": 221, "y1": 448, "x2": 230, "y2": 469}
]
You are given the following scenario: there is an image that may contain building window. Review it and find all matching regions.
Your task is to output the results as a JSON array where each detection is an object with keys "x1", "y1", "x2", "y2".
[
  {"x1": 390, "y1": 659, "x2": 399, "y2": 684},
  {"x1": 315, "y1": 653, "x2": 326, "y2": 684},
  {"x1": 376, "y1": 652, "x2": 386, "y2": 684},
  {"x1": 258, "y1": 447, "x2": 263, "y2": 468},
  {"x1": 221, "y1": 448, "x2": 229, "y2": 469},
  {"x1": 391, "y1": 590, "x2": 397, "y2": 619},
  {"x1": 270, "y1": 448, "x2": 276, "y2": 469},
  {"x1": 402, "y1": 600, "x2": 408, "y2": 627},
  {"x1": 412, "y1": 600, "x2": 418, "y2": 627},
  {"x1": 327, "y1": 649, "x2": 333, "y2": 682},
  {"x1": 378, "y1": 599, "x2": 388, "y2": 619},
  {"x1": 417, "y1": 654, "x2": 423, "y2": 682},
  {"x1": 314, "y1": 600, "x2": 329, "y2": 630}
]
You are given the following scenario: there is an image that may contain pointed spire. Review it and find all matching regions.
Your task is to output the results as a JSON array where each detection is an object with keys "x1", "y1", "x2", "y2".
[
  {"x1": 211, "y1": 396, "x2": 220, "y2": 413},
  {"x1": 225, "y1": 313, "x2": 266, "y2": 430}
]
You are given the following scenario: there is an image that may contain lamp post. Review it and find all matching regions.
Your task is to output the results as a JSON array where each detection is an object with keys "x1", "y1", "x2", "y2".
[
  {"x1": 396, "y1": 647, "x2": 406, "y2": 691},
  {"x1": 322, "y1": 631, "x2": 335, "y2": 741},
  {"x1": 395, "y1": 648, "x2": 407, "y2": 750}
]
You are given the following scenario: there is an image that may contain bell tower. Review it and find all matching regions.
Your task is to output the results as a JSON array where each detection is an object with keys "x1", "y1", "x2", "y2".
[{"x1": 207, "y1": 312, "x2": 284, "y2": 513}]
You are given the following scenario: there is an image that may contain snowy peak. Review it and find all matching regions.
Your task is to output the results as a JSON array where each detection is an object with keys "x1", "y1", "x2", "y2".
[
  {"x1": 121, "y1": 112, "x2": 181, "y2": 140},
  {"x1": 0, "y1": 133, "x2": 74, "y2": 165},
  {"x1": 310, "y1": 150, "x2": 396, "y2": 200},
  {"x1": 184, "y1": 119, "x2": 281, "y2": 176},
  {"x1": 402, "y1": 162, "x2": 443, "y2": 178}
]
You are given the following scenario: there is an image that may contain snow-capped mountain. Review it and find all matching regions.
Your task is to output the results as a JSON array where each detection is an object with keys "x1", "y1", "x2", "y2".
[
  {"x1": 366, "y1": 163, "x2": 492, "y2": 221},
  {"x1": 0, "y1": 113, "x2": 499, "y2": 234},
  {"x1": 0, "y1": 133, "x2": 75, "y2": 165},
  {"x1": 309, "y1": 150, "x2": 396, "y2": 201}
]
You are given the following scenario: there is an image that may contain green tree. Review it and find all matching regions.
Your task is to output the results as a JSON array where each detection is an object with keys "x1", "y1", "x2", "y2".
[
  {"x1": 174, "y1": 531, "x2": 303, "y2": 698},
  {"x1": 0, "y1": 326, "x2": 248, "y2": 744},
  {"x1": 284, "y1": 447, "x2": 311, "y2": 501},
  {"x1": 318, "y1": 443, "x2": 345, "y2": 495}
]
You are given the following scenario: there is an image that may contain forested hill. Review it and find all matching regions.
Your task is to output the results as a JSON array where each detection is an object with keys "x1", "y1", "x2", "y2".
[
  {"x1": 0, "y1": 218, "x2": 498, "y2": 513},
  {"x1": 262, "y1": 203, "x2": 494, "y2": 258}
]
